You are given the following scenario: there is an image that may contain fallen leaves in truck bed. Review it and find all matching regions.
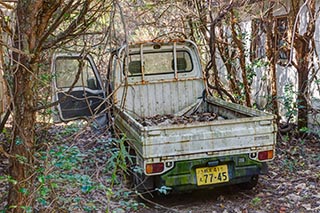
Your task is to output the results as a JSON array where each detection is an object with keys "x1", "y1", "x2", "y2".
[{"x1": 137, "y1": 112, "x2": 219, "y2": 126}]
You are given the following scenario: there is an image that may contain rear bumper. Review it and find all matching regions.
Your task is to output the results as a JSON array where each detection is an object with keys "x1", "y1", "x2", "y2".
[{"x1": 155, "y1": 154, "x2": 267, "y2": 192}]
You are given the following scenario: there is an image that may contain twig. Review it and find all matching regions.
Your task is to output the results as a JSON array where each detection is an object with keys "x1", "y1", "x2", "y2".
[{"x1": 137, "y1": 193, "x2": 180, "y2": 213}]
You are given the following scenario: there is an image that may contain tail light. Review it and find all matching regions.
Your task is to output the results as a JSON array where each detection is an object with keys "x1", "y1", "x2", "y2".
[
  {"x1": 146, "y1": 162, "x2": 164, "y2": 174},
  {"x1": 258, "y1": 150, "x2": 274, "y2": 161}
]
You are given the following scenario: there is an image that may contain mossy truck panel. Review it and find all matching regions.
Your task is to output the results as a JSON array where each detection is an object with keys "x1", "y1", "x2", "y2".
[{"x1": 52, "y1": 40, "x2": 277, "y2": 192}]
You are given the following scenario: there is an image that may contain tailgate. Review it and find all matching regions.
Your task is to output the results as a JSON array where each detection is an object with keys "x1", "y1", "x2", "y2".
[{"x1": 141, "y1": 116, "x2": 276, "y2": 161}]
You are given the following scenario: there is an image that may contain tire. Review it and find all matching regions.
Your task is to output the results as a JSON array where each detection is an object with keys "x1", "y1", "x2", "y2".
[
  {"x1": 125, "y1": 145, "x2": 154, "y2": 194},
  {"x1": 131, "y1": 169, "x2": 154, "y2": 193}
]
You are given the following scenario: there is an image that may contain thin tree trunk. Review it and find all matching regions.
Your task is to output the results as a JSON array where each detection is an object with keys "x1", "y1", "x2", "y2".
[
  {"x1": 290, "y1": 0, "x2": 315, "y2": 130},
  {"x1": 216, "y1": 25, "x2": 241, "y2": 101},
  {"x1": 297, "y1": 59, "x2": 309, "y2": 129},
  {"x1": 265, "y1": 2, "x2": 280, "y2": 122},
  {"x1": 295, "y1": 36, "x2": 311, "y2": 130},
  {"x1": 230, "y1": 10, "x2": 252, "y2": 107}
]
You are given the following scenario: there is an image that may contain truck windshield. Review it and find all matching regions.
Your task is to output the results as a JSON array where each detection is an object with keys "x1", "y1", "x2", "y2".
[{"x1": 125, "y1": 50, "x2": 193, "y2": 76}]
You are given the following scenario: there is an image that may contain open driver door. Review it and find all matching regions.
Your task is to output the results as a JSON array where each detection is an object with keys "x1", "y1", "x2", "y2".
[{"x1": 51, "y1": 53, "x2": 107, "y2": 125}]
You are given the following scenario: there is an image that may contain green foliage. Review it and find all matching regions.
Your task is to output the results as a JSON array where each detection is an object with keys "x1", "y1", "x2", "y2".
[
  {"x1": 18, "y1": 187, "x2": 28, "y2": 195},
  {"x1": 156, "y1": 185, "x2": 172, "y2": 195},
  {"x1": 281, "y1": 140, "x2": 308, "y2": 173},
  {"x1": 251, "y1": 197, "x2": 261, "y2": 206},
  {"x1": 245, "y1": 59, "x2": 268, "y2": 86},
  {"x1": 59, "y1": 122, "x2": 82, "y2": 136},
  {"x1": 39, "y1": 73, "x2": 53, "y2": 85},
  {"x1": 105, "y1": 136, "x2": 133, "y2": 185},
  {"x1": 282, "y1": 134, "x2": 290, "y2": 143},
  {"x1": 0, "y1": 175, "x2": 17, "y2": 185},
  {"x1": 50, "y1": 145, "x2": 84, "y2": 170},
  {"x1": 20, "y1": 206, "x2": 32, "y2": 213},
  {"x1": 299, "y1": 126, "x2": 309, "y2": 133},
  {"x1": 19, "y1": 124, "x2": 143, "y2": 212},
  {"x1": 15, "y1": 137, "x2": 22, "y2": 145},
  {"x1": 282, "y1": 159, "x2": 298, "y2": 172},
  {"x1": 118, "y1": 199, "x2": 142, "y2": 212},
  {"x1": 15, "y1": 154, "x2": 28, "y2": 164},
  {"x1": 280, "y1": 82, "x2": 297, "y2": 122}
]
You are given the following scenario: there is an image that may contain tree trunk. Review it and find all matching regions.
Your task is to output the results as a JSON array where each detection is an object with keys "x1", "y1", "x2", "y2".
[
  {"x1": 290, "y1": 0, "x2": 315, "y2": 131},
  {"x1": 216, "y1": 25, "x2": 241, "y2": 102},
  {"x1": 230, "y1": 10, "x2": 252, "y2": 107},
  {"x1": 4, "y1": 0, "x2": 100, "y2": 210},
  {"x1": 8, "y1": 54, "x2": 37, "y2": 211},
  {"x1": 297, "y1": 65, "x2": 309, "y2": 129},
  {"x1": 7, "y1": 2, "x2": 38, "y2": 211},
  {"x1": 295, "y1": 37, "x2": 311, "y2": 130},
  {"x1": 265, "y1": 2, "x2": 280, "y2": 122}
]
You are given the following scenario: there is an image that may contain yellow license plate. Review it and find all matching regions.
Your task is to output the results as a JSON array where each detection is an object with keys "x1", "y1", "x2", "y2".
[{"x1": 196, "y1": 165, "x2": 229, "y2": 186}]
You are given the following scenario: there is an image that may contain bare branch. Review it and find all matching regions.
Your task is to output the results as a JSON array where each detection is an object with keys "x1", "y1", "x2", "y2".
[
  {"x1": 36, "y1": 0, "x2": 76, "y2": 51},
  {"x1": 42, "y1": 0, "x2": 92, "y2": 50},
  {"x1": 0, "y1": 1, "x2": 15, "y2": 10}
]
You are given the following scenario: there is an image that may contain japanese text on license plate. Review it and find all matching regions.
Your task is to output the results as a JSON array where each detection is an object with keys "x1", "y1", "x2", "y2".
[{"x1": 196, "y1": 165, "x2": 229, "y2": 186}]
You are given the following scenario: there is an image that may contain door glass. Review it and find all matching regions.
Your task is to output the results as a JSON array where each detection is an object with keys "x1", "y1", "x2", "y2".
[{"x1": 55, "y1": 57, "x2": 98, "y2": 89}]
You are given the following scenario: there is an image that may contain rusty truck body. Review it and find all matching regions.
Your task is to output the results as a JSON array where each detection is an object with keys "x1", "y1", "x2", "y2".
[{"x1": 52, "y1": 40, "x2": 277, "y2": 193}]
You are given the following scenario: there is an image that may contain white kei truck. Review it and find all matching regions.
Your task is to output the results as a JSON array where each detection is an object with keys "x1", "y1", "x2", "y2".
[{"x1": 52, "y1": 40, "x2": 277, "y2": 193}]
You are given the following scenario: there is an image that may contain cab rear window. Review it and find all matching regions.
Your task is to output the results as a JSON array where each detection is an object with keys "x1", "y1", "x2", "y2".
[{"x1": 125, "y1": 50, "x2": 193, "y2": 76}]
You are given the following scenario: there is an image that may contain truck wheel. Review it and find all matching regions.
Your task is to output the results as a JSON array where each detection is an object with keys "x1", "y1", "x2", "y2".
[
  {"x1": 131, "y1": 171, "x2": 154, "y2": 193},
  {"x1": 238, "y1": 175, "x2": 259, "y2": 190},
  {"x1": 125, "y1": 145, "x2": 154, "y2": 194}
]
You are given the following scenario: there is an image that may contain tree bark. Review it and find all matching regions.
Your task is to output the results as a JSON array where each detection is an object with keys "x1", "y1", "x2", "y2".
[
  {"x1": 230, "y1": 10, "x2": 252, "y2": 107},
  {"x1": 290, "y1": 0, "x2": 315, "y2": 130},
  {"x1": 295, "y1": 35, "x2": 311, "y2": 130},
  {"x1": 7, "y1": 1, "x2": 46, "y2": 211},
  {"x1": 8, "y1": 65, "x2": 36, "y2": 211},
  {"x1": 265, "y1": 2, "x2": 280, "y2": 122},
  {"x1": 5, "y1": 0, "x2": 104, "y2": 211},
  {"x1": 216, "y1": 25, "x2": 241, "y2": 102},
  {"x1": 8, "y1": 28, "x2": 37, "y2": 213}
]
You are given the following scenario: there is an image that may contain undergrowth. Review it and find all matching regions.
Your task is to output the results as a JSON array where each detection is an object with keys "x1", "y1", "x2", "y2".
[{"x1": 0, "y1": 122, "x2": 145, "y2": 212}]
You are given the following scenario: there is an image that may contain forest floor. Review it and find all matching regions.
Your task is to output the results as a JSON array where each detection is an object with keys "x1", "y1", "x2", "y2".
[{"x1": 0, "y1": 122, "x2": 319, "y2": 212}]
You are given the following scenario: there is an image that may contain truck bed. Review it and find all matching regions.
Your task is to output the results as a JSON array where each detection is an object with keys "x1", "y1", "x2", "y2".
[{"x1": 114, "y1": 95, "x2": 277, "y2": 162}]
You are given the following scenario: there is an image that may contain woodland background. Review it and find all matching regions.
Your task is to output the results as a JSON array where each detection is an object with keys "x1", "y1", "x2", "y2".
[{"x1": 0, "y1": 0, "x2": 319, "y2": 212}]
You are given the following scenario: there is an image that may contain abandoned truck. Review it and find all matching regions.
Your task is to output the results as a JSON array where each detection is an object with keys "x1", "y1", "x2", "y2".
[{"x1": 52, "y1": 40, "x2": 277, "y2": 193}]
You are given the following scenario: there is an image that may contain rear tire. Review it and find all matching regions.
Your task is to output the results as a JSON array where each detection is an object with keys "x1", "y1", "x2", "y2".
[
  {"x1": 131, "y1": 170, "x2": 154, "y2": 193},
  {"x1": 125, "y1": 145, "x2": 155, "y2": 194}
]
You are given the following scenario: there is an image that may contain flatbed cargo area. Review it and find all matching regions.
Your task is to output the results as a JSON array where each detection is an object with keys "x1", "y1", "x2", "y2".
[
  {"x1": 134, "y1": 95, "x2": 267, "y2": 127},
  {"x1": 137, "y1": 112, "x2": 219, "y2": 126}
]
